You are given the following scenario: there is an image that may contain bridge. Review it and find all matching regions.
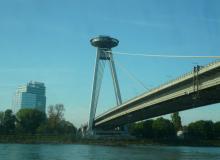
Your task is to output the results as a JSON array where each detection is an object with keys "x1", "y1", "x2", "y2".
[
  {"x1": 94, "y1": 61, "x2": 220, "y2": 129},
  {"x1": 83, "y1": 35, "x2": 220, "y2": 136}
]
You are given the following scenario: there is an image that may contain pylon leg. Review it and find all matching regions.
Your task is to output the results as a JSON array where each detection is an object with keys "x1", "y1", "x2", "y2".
[
  {"x1": 88, "y1": 49, "x2": 104, "y2": 133},
  {"x1": 109, "y1": 53, "x2": 122, "y2": 105}
]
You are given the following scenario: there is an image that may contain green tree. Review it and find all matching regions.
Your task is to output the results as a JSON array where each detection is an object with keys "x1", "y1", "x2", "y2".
[
  {"x1": 214, "y1": 121, "x2": 220, "y2": 138},
  {"x1": 142, "y1": 120, "x2": 154, "y2": 138},
  {"x1": 2, "y1": 109, "x2": 16, "y2": 134},
  {"x1": 129, "y1": 120, "x2": 154, "y2": 138},
  {"x1": 171, "y1": 112, "x2": 182, "y2": 131},
  {"x1": 129, "y1": 122, "x2": 144, "y2": 137},
  {"x1": 0, "y1": 111, "x2": 5, "y2": 134},
  {"x1": 0, "y1": 111, "x2": 4, "y2": 124},
  {"x1": 152, "y1": 117, "x2": 175, "y2": 139},
  {"x1": 188, "y1": 120, "x2": 214, "y2": 140},
  {"x1": 16, "y1": 109, "x2": 46, "y2": 134},
  {"x1": 60, "y1": 120, "x2": 77, "y2": 135}
]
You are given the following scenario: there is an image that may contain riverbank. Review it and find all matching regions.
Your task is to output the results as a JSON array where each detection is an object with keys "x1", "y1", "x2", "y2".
[
  {"x1": 0, "y1": 135, "x2": 76, "y2": 144},
  {"x1": 1, "y1": 135, "x2": 220, "y2": 147},
  {"x1": 77, "y1": 138, "x2": 220, "y2": 147}
]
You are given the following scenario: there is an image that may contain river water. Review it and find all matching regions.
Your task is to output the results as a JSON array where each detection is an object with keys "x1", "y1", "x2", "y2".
[{"x1": 0, "y1": 144, "x2": 220, "y2": 160}]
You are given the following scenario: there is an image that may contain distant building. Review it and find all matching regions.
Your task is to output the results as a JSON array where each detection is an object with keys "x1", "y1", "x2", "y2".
[{"x1": 14, "y1": 81, "x2": 46, "y2": 112}]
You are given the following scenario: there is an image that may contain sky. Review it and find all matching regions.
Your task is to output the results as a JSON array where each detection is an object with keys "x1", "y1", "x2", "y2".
[{"x1": 0, "y1": 0, "x2": 220, "y2": 127}]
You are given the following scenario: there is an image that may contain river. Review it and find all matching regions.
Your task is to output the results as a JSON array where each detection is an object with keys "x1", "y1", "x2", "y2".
[{"x1": 0, "y1": 144, "x2": 220, "y2": 160}]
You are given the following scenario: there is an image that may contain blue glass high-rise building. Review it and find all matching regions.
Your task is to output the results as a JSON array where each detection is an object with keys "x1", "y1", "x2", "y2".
[{"x1": 14, "y1": 81, "x2": 46, "y2": 112}]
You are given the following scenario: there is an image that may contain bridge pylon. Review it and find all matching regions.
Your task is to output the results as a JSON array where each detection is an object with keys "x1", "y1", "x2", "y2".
[{"x1": 88, "y1": 36, "x2": 122, "y2": 135}]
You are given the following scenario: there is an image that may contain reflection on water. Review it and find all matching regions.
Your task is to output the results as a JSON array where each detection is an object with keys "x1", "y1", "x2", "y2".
[{"x1": 0, "y1": 144, "x2": 220, "y2": 160}]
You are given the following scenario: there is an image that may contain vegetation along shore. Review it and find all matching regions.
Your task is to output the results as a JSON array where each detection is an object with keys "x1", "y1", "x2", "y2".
[{"x1": 0, "y1": 106, "x2": 220, "y2": 146}]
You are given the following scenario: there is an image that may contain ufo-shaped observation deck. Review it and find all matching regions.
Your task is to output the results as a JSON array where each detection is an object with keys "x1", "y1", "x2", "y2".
[{"x1": 90, "y1": 36, "x2": 119, "y2": 49}]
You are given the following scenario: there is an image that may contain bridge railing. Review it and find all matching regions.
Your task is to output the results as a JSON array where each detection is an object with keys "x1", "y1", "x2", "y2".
[
  {"x1": 95, "y1": 60, "x2": 220, "y2": 120},
  {"x1": 147, "y1": 60, "x2": 219, "y2": 93}
]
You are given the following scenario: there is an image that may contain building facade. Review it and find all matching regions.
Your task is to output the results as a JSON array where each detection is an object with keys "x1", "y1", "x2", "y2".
[{"x1": 14, "y1": 81, "x2": 46, "y2": 112}]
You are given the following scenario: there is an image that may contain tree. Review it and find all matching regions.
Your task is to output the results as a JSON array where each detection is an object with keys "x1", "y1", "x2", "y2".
[
  {"x1": 0, "y1": 111, "x2": 4, "y2": 124},
  {"x1": 48, "y1": 104, "x2": 64, "y2": 125},
  {"x1": 129, "y1": 120, "x2": 154, "y2": 138},
  {"x1": 214, "y1": 121, "x2": 220, "y2": 138},
  {"x1": 129, "y1": 122, "x2": 144, "y2": 137},
  {"x1": 142, "y1": 120, "x2": 154, "y2": 138},
  {"x1": 46, "y1": 104, "x2": 65, "y2": 134},
  {"x1": 48, "y1": 104, "x2": 65, "y2": 119},
  {"x1": 188, "y1": 120, "x2": 214, "y2": 140},
  {"x1": 152, "y1": 117, "x2": 175, "y2": 139},
  {"x1": 16, "y1": 109, "x2": 46, "y2": 134},
  {"x1": 171, "y1": 112, "x2": 182, "y2": 131},
  {"x1": 2, "y1": 109, "x2": 16, "y2": 134},
  {"x1": 37, "y1": 104, "x2": 76, "y2": 135},
  {"x1": 60, "y1": 120, "x2": 77, "y2": 135},
  {"x1": 0, "y1": 111, "x2": 5, "y2": 134}
]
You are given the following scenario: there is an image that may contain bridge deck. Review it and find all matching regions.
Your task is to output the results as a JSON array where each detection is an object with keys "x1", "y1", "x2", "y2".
[{"x1": 94, "y1": 60, "x2": 220, "y2": 129}]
